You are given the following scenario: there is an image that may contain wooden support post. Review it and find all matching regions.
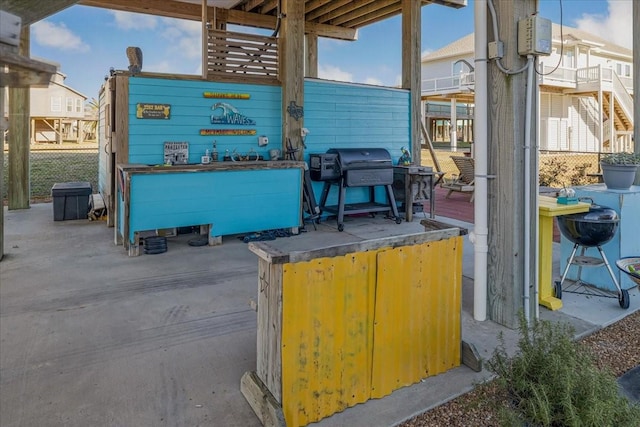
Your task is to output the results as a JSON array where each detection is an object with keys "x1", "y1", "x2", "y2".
[
  {"x1": 78, "y1": 119, "x2": 84, "y2": 143},
  {"x1": 280, "y1": 0, "x2": 304, "y2": 160},
  {"x1": 240, "y1": 371, "x2": 286, "y2": 427},
  {"x1": 401, "y1": 0, "x2": 421, "y2": 166},
  {"x1": 8, "y1": 26, "x2": 31, "y2": 210},
  {"x1": 57, "y1": 119, "x2": 63, "y2": 144},
  {"x1": 305, "y1": 33, "x2": 318, "y2": 78},
  {"x1": 461, "y1": 340, "x2": 482, "y2": 372},
  {"x1": 486, "y1": 0, "x2": 537, "y2": 328}
]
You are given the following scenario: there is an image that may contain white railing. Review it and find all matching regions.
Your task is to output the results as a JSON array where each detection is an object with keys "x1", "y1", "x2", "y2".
[
  {"x1": 611, "y1": 71, "x2": 634, "y2": 124},
  {"x1": 421, "y1": 72, "x2": 474, "y2": 94},
  {"x1": 576, "y1": 65, "x2": 602, "y2": 85},
  {"x1": 538, "y1": 65, "x2": 576, "y2": 85}
]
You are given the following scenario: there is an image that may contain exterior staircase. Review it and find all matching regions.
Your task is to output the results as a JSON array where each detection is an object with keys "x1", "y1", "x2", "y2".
[{"x1": 573, "y1": 66, "x2": 634, "y2": 148}]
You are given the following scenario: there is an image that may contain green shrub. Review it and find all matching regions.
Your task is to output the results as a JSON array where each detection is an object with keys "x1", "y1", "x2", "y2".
[
  {"x1": 601, "y1": 152, "x2": 640, "y2": 165},
  {"x1": 539, "y1": 158, "x2": 569, "y2": 187},
  {"x1": 487, "y1": 314, "x2": 640, "y2": 426}
]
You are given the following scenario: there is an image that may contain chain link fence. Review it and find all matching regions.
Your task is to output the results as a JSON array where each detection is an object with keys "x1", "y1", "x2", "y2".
[
  {"x1": 2, "y1": 145, "x2": 98, "y2": 203},
  {"x1": 0, "y1": 145, "x2": 625, "y2": 204},
  {"x1": 421, "y1": 149, "x2": 607, "y2": 188}
]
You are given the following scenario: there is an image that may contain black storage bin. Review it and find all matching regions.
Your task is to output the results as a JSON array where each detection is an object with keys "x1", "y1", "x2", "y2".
[{"x1": 51, "y1": 182, "x2": 92, "y2": 221}]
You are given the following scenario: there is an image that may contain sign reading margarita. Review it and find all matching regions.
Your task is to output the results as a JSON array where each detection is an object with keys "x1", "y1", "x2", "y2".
[{"x1": 203, "y1": 92, "x2": 250, "y2": 99}]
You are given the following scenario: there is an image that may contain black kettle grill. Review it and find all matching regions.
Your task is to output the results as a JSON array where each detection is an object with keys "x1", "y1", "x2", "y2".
[{"x1": 555, "y1": 199, "x2": 629, "y2": 309}]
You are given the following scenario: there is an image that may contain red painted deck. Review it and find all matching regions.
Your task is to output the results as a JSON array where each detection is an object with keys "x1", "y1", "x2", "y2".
[
  {"x1": 425, "y1": 185, "x2": 561, "y2": 242},
  {"x1": 429, "y1": 185, "x2": 474, "y2": 223}
]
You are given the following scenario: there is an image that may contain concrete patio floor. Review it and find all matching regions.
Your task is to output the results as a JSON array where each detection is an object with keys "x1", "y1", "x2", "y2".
[{"x1": 1, "y1": 203, "x2": 638, "y2": 427}]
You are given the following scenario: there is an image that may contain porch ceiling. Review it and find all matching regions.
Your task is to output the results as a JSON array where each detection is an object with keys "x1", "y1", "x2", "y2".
[{"x1": 2, "y1": 0, "x2": 466, "y2": 40}]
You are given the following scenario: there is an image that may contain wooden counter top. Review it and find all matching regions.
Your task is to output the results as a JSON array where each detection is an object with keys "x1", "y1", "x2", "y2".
[
  {"x1": 118, "y1": 160, "x2": 305, "y2": 174},
  {"x1": 538, "y1": 195, "x2": 590, "y2": 217}
]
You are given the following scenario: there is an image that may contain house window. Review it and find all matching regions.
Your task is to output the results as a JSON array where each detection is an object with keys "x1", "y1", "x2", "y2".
[
  {"x1": 616, "y1": 63, "x2": 631, "y2": 77},
  {"x1": 66, "y1": 98, "x2": 73, "y2": 113},
  {"x1": 452, "y1": 61, "x2": 464, "y2": 76},
  {"x1": 75, "y1": 99, "x2": 83, "y2": 113},
  {"x1": 51, "y1": 96, "x2": 62, "y2": 112}
]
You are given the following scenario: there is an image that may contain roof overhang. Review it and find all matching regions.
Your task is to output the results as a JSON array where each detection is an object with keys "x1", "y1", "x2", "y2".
[{"x1": 2, "y1": 0, "x2": 466, "y2": 41}]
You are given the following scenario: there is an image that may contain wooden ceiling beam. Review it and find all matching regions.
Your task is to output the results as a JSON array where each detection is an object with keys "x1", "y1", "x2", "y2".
[
  {"x1": 259, "y1": 0, "x2": 278, "y2": 15},
  {"x1": 80, "y1": 0, "x2": 202, "y2": 21},
  {"x1": 226, "y1": 9, "x2": 357, "y2": 40},
  {"x1": 79, "y1": 1, "x2": 356, "y2": 40},
  {"x1": 241, "y1": 0, "x2": 265, "y2": 13},
  {"x1": 0, "y1": 45, "x2": 57, "y2": 87},
  {"x1": 305, "y1": 0, "x2": 333, "y2": 15},
  {"x1": 328, "y1": 0, "x2": 394, "y2": 26},
  {"x1": 305, "y1": 0, "x2": 351, "y2": 22},
  {"x1": 306, "y1": 21, "x2": 358, "y2": 40},
  {"x1": 0, "y1": 0, "x2": 78, "y2": 25},
  {"x1": 341, "y1": 5, "x2": 400, "y2": 28}
]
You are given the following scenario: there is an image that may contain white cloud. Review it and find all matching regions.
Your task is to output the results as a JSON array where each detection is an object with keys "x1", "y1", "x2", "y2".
[
  {"x1": 32, "y1": 21, "x2": 89, "y2": 53},
  {"x1": 364, "y1": 77, "x2": 384, "y2": 86},
  {"x1": 162, "y1": 18, "x2": 201, "y2": 36},
  {"x1": 110, "y1": 11, "x2": 157, "y2": 30},
  {"x1": 318, "y1": 64, "x2": 353, "y2": 82},
  {"x1": 160, "y1": 19, "x2": 202, "y2": 60},
  {"x1": 574, "y1": 0, "x2": 632, "y2": 49}
]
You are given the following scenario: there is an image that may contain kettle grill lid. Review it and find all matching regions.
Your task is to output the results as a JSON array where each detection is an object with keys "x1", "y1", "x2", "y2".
[{"x1": 565, "y1": 203, "x2": 619, "y2": 223}]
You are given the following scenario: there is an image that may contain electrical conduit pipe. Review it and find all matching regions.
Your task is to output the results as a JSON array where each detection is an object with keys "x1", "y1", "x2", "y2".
[{"x1": 472, "y1": 0, "x2": 488, "y2": 322}]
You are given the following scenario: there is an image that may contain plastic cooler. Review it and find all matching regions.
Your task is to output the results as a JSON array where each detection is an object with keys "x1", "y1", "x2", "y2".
[{"x1": 51, "y1": 182, "x2": 92, "y2": 221}]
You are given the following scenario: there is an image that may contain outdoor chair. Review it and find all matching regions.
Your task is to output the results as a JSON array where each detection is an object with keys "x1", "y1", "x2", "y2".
[{"x1": 441, "y1": 156, "x2": 475, "y2": 202}]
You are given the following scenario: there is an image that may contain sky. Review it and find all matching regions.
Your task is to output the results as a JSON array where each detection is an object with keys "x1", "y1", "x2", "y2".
[{"x1": 28, "y1": 0, "x2": 633, "y2": 103}]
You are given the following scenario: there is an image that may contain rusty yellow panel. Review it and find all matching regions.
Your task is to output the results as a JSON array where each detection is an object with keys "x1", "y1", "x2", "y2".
[
  {"x1": 281, "y1": 251, "x2": 377, "y2": 427},
  {"x1": 370, "y1": 237, "x2": 462, "y2": 399}
]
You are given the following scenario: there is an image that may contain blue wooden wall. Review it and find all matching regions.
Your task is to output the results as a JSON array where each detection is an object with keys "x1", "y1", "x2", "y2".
[
  {"x1": 127, "y1": 77, "x2": 282, "y2": 165},
  {"x1": 118, "y1": 76, "x2": 411, "y2": 234},
  {"x1": 125, "y1": 77, "x2": 411, "y2": 168},
  {"x1": 120, "y1": 168, "x2": 303, "y2": 243},
  {"x1": 302, "y1": 79, "x2": 411, "y2": 205}
]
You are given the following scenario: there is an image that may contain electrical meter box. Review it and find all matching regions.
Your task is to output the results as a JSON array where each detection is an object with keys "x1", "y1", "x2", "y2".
[{"x1": 518, "y1": 16, "x2": 552, "y2": 56}]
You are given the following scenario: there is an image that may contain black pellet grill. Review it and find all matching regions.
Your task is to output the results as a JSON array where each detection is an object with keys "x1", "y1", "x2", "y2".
[{"x1": 310, "y1": 148, "x2": 401, "y2": 231}]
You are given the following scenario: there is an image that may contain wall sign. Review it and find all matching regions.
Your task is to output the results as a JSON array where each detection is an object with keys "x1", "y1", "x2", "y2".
[
  {"x1": 164, "y1": 142, "x2": 189, "y2": 164},
  {"x1": 203, "y1": 92, "x2": 250, "y2": 99},
  {"x1": 287, "y1": 101, "x2": 303, "y2": 121},
  {"x1": 210, "y1": 102, "x2": 256, "y2": 125},
  {"x1": 200, "y1": 129, "x2": 257, "y2": 136},
  {"x1": 136, "y1": 103, "x2": 171, "y2": 119}
]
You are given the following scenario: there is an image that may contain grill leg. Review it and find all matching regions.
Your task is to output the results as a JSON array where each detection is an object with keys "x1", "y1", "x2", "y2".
[
  {"x1": 575, "y1": 246, "x2": 587, "y2": 283},
  {"x1": 558, "y1": 243, "x2": 579, "y2": 288},
  {"x1": 318, "y1": 181, "x2": 332, "y2": 209},
  {"x1": 337, "y1": 182, "x2": 346, "y2": 230},
  {"x1": 596, "y1": 246, "x2": 622, "y2": 293},
  {"x1": 384, "y1": 184, "x2": 400, "y2": 221}
]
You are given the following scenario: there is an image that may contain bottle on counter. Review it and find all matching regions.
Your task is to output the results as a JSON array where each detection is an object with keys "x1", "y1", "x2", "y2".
[{"x1": 212, "y1": 141, "x2": 218, "y2": 162}]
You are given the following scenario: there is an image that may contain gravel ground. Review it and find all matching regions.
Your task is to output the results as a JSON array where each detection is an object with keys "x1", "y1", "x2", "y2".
[{"x1": 400, "y1": 310, "x2": 640, "y2": 427}]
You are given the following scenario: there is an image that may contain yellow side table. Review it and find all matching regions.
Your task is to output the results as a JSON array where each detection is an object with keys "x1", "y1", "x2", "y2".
[{"x1": 538, "y1": 196, "x2": 590, "y2": 310}]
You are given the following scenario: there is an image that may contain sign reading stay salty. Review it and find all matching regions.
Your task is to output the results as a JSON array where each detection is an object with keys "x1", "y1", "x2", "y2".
[{"x1": 136, "y1": 103, "x2": 171, "y2": 119}]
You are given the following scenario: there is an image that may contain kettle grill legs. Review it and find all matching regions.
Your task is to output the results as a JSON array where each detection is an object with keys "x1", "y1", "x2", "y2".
[{"x1": 555, "y1": 243, "x2": 630, "y2": 309}]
